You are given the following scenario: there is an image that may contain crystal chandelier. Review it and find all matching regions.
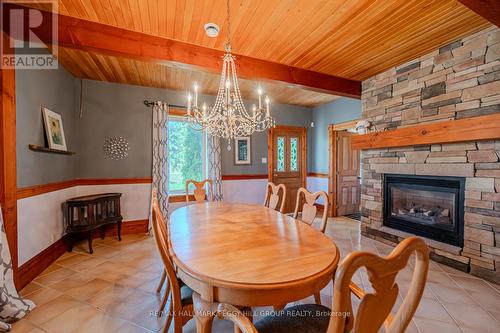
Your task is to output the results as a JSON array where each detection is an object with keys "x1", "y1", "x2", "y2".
[{"x1": 185, "y1": 0, "x2": 275, "y2": 150}]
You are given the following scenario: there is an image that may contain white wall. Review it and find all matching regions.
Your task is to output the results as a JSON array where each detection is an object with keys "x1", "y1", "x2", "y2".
[
  {"x1": 17, "y1": 180, "x2": 269, "y2": 265},
  {"x1": 18, "y1": 176, "x2": 332, "y2": 265},
  {"x1": 222, "y1": 179, "x2": 268, "y2": 205},
  {"x1": 76, "y1": 184, "x2": 151, "y2": 222},
  {"x1": 306, "y1": 176, "x2": 329, "y2": 204},
  {"x1": 17, "y1": 183, "x2": 151, "y2": 265},
  {"x1": 18, "y1": 176, "x2": 334, "y2": 265},
  {"x1": 17, "y1": 187, "x2": 77, "y2": 266}
]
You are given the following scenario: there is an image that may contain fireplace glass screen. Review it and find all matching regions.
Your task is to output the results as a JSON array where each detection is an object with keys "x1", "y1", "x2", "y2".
[
  {"x1": 390, "y1": 187, "x2": 455, "y2": 230},
  {"x1": 384, "y1": 174, "x2": 464, "y2": 247}
]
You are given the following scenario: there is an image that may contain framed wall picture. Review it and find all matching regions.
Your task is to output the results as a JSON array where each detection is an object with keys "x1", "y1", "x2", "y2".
[
  {"x1": 234, "y1": 136, "x2": 251, "y2": 165},
  {"x1": 41, "y1": 107, "x2": 67, "y2": 151}
]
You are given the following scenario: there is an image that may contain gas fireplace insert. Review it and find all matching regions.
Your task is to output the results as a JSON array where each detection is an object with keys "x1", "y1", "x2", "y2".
[{"x1": 383, "y1": 174, "x2": 464, "y2": 247}]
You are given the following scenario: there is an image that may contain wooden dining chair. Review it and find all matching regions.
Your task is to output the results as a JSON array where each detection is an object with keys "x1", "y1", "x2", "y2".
[
  {"x1": 263, "y1": 182, "x2": 286, "y2": 213},
  {"x1": 293, "y1": 187, "x2": 329, "y2": 233},
  {"x1": 151, "y1": 192, "x2": 194, "y2": 333},
  {"x1": 291, "y1": 188, "x2": 329, "y2": 305},
  {"x1": 152, "y1": 190, "x2": 169, "y2": 315},
  {"x1": 214, "y1": 236, "x2": 430, "y2": 333},
  {"x1": 185, "y1": 179, "x2": 214, "y2": 203}
]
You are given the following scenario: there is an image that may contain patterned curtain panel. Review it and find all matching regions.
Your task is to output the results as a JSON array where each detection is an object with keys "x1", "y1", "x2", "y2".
[
  {"x1": 149, "y1": 101, "x2": 170, "y2": 232},
  {"x1": 0, "y1": 206, "x2": 35, "y2": 330},
  {"x1": 207, "y1": 135, "x2": 223, "y2": 201}
]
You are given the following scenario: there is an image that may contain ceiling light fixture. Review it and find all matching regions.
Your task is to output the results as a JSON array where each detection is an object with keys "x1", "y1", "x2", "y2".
[
  {"x1": 204, "y1": 23, "x2": 220, "y2": 38},
  {"x1": 186, "y1": 0, "x2": 275, "y2": 150}
]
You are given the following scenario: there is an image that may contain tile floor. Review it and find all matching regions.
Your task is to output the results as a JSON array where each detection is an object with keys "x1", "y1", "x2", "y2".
[{"x1": 13, "y1": 217, "x2": 500, "y2": 333}]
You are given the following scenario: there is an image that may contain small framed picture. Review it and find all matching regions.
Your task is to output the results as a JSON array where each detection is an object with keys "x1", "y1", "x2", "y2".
[
  {"x1": 234, "y1": 137, "x2": 251, "y2": 165},
  {"x1": 41, "y1": 107, "x2": 67, "y2": 151}
]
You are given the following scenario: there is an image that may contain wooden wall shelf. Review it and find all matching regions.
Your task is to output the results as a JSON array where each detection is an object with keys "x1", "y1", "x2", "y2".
[
  {"x1": 351, "y1": 113, "x2": 500, "y2": 150},
  {"x1": 28, "y1": 144, "x2": 75, "y2": 155}
]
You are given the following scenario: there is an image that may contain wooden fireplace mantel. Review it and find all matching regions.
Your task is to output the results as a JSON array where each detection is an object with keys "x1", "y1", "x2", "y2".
[{"x1": 351, "y1": 113, "x2": 500, "y2": 150}]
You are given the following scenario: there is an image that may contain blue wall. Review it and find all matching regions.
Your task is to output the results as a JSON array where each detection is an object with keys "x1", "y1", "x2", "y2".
[{"x1": 310, "y1": 98, "x2": 361, "y2": 173}]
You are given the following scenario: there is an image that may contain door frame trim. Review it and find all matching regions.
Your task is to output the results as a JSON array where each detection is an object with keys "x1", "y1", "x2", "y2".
[
  {"x1": 328, "y1": 120, "x2": 359, "y2": 217},
  {"x1": 1, "y1": 31, "x2": 19, "y2": 288},
  {"x1": 267, "y1": 126, "x2": 307, "y2": 189}
]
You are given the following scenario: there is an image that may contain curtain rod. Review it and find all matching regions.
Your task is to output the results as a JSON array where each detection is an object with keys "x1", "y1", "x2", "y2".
[{"x1": 143, "y1": 100, "x2": 186, "y2": 109}]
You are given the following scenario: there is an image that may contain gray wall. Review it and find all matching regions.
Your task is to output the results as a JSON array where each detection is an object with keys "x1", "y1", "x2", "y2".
[
  {"x1": 16, "y1": 68, "x2": 358, "y2": 186},
  {"x1": 17, "y1": 70, "x2": 317, "y2": 185},
  {"x1": 16, "y1": 64, "x2": 78, "y2": 188},
  {"x1": 310, "y1": 98, "x2": 361, "y2": 174},
  {"x1": 74, "y1": 79, "x2": 313, "y2": 178},
  {"x1": 76, "y1": 80, "x2": 164, "y2": 179},
  {"x1": 221, "y1": 103, "x2": 313, "y2": 175}
]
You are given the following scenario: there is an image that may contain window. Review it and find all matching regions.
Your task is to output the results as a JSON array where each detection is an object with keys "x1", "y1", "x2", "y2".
[{"x1": 168, "y1": 116, "x2": 206, "y2": 193}]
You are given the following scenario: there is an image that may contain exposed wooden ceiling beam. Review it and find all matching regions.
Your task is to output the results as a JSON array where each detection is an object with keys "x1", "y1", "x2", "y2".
[
  {"x1": 5, "y1": 4, "x2": 360, "y2": 98},
  {"x1": 457, "y1": 0, "x2": 500, "y2": 27}
]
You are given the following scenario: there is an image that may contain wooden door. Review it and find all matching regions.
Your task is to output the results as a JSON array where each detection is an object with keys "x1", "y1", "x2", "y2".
[
  {"x1": 269, "y1": 126, "x2": 307, "y2": 213},
  {"x1": 336, "y1": 131, "x2": 360, "y2": 216}
]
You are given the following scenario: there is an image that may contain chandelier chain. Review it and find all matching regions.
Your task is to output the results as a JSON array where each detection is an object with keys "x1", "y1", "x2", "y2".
[
  {"x1": 226, "y1": 0, "x2": 231, "y2": 50},
  {"x1": 184, "y1": 0, "x2": 275, "y2": 148}
]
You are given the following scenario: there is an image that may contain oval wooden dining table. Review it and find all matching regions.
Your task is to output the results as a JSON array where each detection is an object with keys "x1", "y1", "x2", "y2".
[{"x1": 169, "y1": 202, "x2": 340, "y2": 333}]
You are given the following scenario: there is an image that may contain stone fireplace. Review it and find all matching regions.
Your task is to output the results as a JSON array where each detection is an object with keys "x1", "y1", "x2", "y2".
[
  {"x1": 383, "y1": 174, "x2": 464, "y2": 247},
  {"x1": 359, "y1": 27, "x2": 500, "y2": 283}
]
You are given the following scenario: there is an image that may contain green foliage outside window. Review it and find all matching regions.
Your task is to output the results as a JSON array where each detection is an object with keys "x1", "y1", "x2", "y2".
[{"x1": 168, "y1": 119, "x2": 204, "y2": 192}]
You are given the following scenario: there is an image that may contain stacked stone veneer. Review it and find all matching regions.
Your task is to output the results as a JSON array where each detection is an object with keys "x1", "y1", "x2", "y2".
[{"x1": 360, "y1": 27, "x2": 500, "y2": 283}]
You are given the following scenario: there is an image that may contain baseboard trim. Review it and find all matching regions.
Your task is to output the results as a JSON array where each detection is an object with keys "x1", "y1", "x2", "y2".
[
  {"x1": 17, "y1": 219, "x2": 148, "y2": 290},
  {"x1": 17, "y1": 235, "x2": 69, "y2": 290},
  {"x1": 103, "y1": 219, "x2": 149, "y2": 236},
  {"x1": 315, "y1": 203, "x2": 325, "y2": 213}
]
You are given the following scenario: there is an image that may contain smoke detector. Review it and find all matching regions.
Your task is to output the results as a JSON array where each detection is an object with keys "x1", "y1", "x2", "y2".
[{"x1": 204, "y1": 23, "x2": 220, "y2": 38}]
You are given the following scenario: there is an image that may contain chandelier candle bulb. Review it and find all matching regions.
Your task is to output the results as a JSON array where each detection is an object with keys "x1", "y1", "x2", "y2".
[
  {"x1": 226, "y1": 80, "x2": 231, "y2": 104},
  {"x1": 194, "y1": 83, "x2": 198, "y2": 107},
  {"x1": 258, "y1": 88, "x2": 262, "y2": 109},
  {"x1": 187, "y1": 94, "x2": 192, "y2": 111},
  {"x1": 266, "y1": 97, "x2": 270, "y2": 116}
]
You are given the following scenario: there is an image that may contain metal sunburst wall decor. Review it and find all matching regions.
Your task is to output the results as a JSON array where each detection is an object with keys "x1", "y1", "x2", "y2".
[{"x1": 103, "y1": 136, "x2": 130, "y2": 160}]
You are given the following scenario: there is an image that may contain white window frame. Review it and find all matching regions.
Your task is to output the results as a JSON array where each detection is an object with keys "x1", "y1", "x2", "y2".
[{"x1": 168, "y1": 115, "x2": 207, "y2": 195}]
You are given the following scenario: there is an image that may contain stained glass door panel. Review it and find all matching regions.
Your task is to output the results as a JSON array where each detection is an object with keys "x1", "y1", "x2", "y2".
[
  {"x1": 277, "y1": 137, "x2": 285, "y2": 172},
  {"x1": 271, "y1": 127, "x2": 305, "y2": 213},
  {"x1": 290, "y1": 137, "x2": 298, "y2": 171}
]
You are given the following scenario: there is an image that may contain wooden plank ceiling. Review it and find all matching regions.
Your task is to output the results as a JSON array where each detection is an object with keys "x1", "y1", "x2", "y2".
[
  {"x1": 34, "y1": 0, "x2": 490, "y2": 106},
  {"x1": 57, "y1": 47, "x2": 339, "y2": 107}
]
